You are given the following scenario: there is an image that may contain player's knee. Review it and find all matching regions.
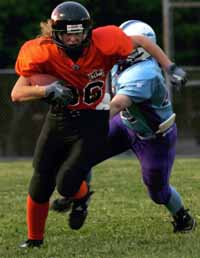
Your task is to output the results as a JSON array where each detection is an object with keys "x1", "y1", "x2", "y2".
[
  {"x1": 149, "y1": 192, "x2": 167, "y2": 204},
  {"x1": 29, "y1": 173, "x2": 55, "y2": 203},
  {"x1": 148, "y1": 185, "x2": 171, "y2": 205},
  {"x1": 143, "y1": 169, "x2": 170, "y2": 204},
  {"x1": 56, "y1": 178, "x2": 78, "y2": 198},
  {"x1": 57, "y1": 168, "x2": 86, "y2": 197},
  {"x1": 56, "y1": 183, "x2": 67, "y2": 197}
]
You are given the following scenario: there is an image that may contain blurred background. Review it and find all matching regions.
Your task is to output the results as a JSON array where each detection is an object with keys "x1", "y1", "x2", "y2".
[{"x1": 0, "y1": 0, "x2": 200, "y2": 157}]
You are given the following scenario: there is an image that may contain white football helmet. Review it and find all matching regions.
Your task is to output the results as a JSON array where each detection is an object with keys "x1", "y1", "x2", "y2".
[{"x1": 120, "y1": 20, "x2": 156, "y2": 63}]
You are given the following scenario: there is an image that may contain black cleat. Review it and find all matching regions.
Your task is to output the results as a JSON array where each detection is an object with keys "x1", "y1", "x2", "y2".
[
  {"x1": 69, "y1": 191, "x2": 94, "y2": 230},
  {"x1": 50, "y1": 197, "x2": 72, "y2": 212},
  {"x1": 19, "y1": 239, "x2": 43, "y2": 248},
  {"x1": 172, "y1": 208, "x2": 196, "y2": 233}
]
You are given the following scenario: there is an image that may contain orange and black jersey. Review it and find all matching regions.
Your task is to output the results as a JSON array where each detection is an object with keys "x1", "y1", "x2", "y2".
[{"x1": 15, "y1": 25, "x2": 133, "y2": 110}]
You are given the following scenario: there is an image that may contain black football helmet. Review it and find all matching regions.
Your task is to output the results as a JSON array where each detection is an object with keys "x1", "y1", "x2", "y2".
[{"x1": 51, "y1": 1, "x2": 92, "y2": 59}]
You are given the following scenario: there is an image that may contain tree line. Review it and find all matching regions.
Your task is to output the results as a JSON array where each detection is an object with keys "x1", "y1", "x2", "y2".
[{"x1": 0, "y1": 0, "x2": 199, "y2": 68}]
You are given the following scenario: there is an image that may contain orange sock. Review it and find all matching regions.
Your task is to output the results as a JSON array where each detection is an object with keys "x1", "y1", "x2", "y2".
[
  {"x1": 73, "y1": 181, "x2": 88, "y2": 200},
  {"x1": 26, "y1": 195, "x2": 49, "y2": 240}
]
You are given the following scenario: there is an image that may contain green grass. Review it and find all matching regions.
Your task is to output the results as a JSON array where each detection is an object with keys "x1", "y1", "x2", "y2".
[{"x1": 0, "y1": 158, "x2": 200, "y2": 258}]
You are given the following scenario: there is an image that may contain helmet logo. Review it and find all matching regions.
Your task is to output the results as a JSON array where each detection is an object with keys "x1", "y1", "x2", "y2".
[{"x1": 66, "y1": 24, "x2": 84, "y2": 34}]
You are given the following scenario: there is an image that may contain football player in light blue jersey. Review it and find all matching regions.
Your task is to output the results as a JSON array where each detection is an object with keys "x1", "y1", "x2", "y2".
[
  {"x1": 109, "y1": 20, "x2": 195, "y2": 233},
  {"x1": 51, "y1": 20, "x2": 195, "y2": 233}
]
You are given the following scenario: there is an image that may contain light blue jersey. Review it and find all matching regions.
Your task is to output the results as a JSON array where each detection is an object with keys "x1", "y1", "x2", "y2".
[{"x1": 112, "y1": 58, "x2": 174, "y2": 136}]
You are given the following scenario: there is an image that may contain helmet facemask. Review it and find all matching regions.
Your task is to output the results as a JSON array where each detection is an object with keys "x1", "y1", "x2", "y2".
[
  {"x1": 51, "y1": 1, "x2": 92, "y2": 60},
  {"x1": 52, "y1": 22, "x2": 91, "y2": 60}
]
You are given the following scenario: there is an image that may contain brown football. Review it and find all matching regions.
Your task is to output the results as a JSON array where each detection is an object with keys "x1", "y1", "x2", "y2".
[{"x1": 29, "y1": 74, "x2": 59, "y2": 86}]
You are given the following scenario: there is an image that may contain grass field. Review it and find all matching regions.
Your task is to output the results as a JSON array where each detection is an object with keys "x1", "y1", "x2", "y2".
[{"x1": 0, "y1": 158, "x2": 200, "y2": 258}]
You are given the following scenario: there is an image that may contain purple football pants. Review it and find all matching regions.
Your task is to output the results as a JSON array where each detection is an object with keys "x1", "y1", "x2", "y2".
[{"x1": 89, "y1": 114, "x2": 177, "y2": 205}]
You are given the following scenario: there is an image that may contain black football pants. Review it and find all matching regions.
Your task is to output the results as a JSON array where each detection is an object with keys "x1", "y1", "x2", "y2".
[{"x1": 29, "y1": 109, "x2": 109, "y2": 203}]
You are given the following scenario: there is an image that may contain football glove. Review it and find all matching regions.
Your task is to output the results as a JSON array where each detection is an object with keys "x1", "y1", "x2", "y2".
[
  {"x1": 167, "y1": 63, "x2": 187, "y2": 90},
  {"x1": 44, "y1": 81, "x2": 73, "y2": 106}
]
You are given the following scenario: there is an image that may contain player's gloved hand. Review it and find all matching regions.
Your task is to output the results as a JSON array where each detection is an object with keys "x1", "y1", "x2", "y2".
[
  {"x1": 166, "y1": 63, "x2": 187, "y2": 90},
  {"x1": 43, "y1": 81, "x2": 73, "y2": 106}
]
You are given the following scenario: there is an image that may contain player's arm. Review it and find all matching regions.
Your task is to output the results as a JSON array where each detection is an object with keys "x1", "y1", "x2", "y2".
[
  {"x1": 130, "y1": 35, "x2": 186, "y2": 88},
  {"x1": 11, "y1": 75, "x2": 74, "y2": 106},
  {"x1": 11, "y1": 76, "x2": 46, "y2": 102},
  {"x1": 109, "y1": 94, "x2": 132, "y2": 119},
  {"x1": 130, "y1": 35, "x2": 172, "y2": 70}
]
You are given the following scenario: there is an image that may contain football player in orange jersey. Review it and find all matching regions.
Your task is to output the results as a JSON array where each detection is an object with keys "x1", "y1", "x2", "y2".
[{"x1": 11, "y1": 1, "x2": 187, "y2": 248}]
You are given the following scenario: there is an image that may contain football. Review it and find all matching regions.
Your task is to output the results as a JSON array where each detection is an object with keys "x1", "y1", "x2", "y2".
[{"x1": 29, "y1": 73, "x2": 59, "y2": 86}]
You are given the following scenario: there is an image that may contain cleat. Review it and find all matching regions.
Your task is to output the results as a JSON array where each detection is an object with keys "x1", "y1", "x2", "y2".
[
  {"x1": 50, "y1": 197, "x2": 72, "y2": 212},
  {"x1": 69, "y1": 191, "x2": 94, "y2": 230},
  {"x1": 172, "y1": 208, "x2": 196, "y2": 233},
  {"x1": 19, "y1": 239, "x2": 43, "y2": 248}
]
